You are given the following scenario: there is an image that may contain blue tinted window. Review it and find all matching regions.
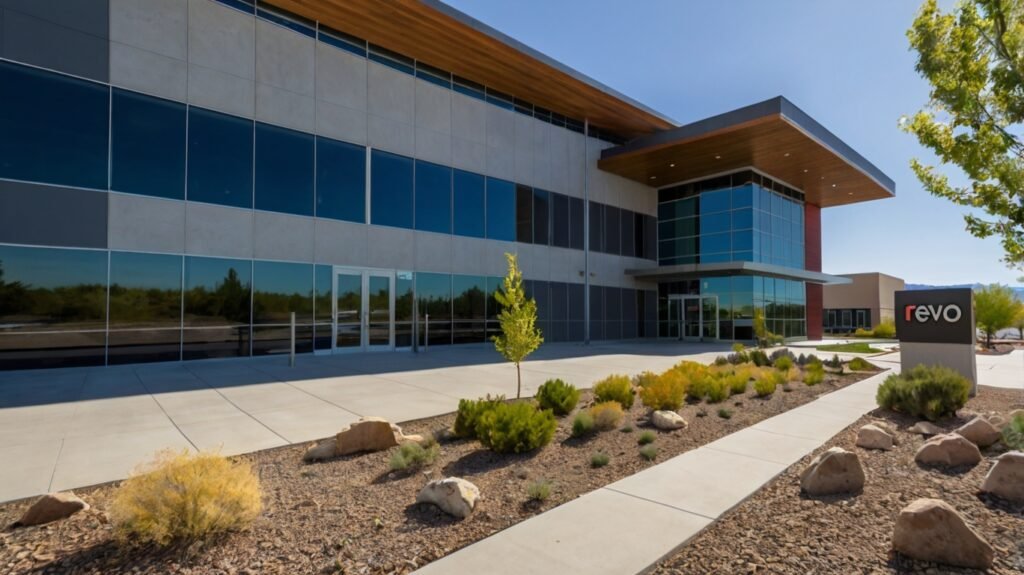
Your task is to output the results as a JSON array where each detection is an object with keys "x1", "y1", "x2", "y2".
[
  {"x1": 533, "y1": 188, "x2": 550, "y2": 245},
  {"x1": 414, "y1": 160, "x2": 452, "y2": 234},
  {"x1": 0, "y1": 245, "x2": 107, "y2": 332},
  {"x1": 701, "y1": 211, "x2": 730, "y2": 234},
  {"x1": 109, "y1": 251, "x2": 183, "y2": 329},
  {"x1": 111, "y1": 90, "x2": 186, "y2": 200},
  {"x1": 732, "y1": 209, "x2": 754, "y2": 230},
  {"x1": 453, "y1": 169, "x2": 485, "y2": 238},
  {"x1": 370, "y1": 150, "x2": 413, "y2": 229},
  {"x1": 700, "y1": 232, "x2": 731, "y2": 255},
  {"x1": 0, "y1": 61, "x2": 108, "y2": 189},
  {"x1": 486, "y1": 177, "x2": 515, "y2": 242},
  {"x1": 700, "y1": 189, "x2": 730, "y2": 214},
  {"x1": 184, "y1": 256, "x2": 252, "y2": 327},
  {"x1": 187, "y1": 108, "x2": 253, "y2": 209},
  {"x1": 253, "y1": 261, "x2": 313, "y2": 324},
  {"x1": 316, "y1": 137, "x2": 365, "y2": 223},
  {"x1": 255, "y1": 122, "x2": 314, "y2": 216},
  {"x1": 732, "y1": 230, "x2": 753, "y2": 251},
  {"x1": 731, "y1": 184, "x2": 753, "y2": 209}
]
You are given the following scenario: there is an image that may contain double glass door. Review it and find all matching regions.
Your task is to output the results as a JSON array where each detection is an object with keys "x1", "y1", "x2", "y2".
[
  {"x1": 334, "y1": 267, "x2": 394, "y2": 351},
  {"x1": 670, "y1": 295, "x2": 719, "y2": 342}
]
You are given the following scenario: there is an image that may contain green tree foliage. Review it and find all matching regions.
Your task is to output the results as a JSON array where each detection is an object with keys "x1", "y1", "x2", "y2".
[
  {"x1": 975, "y1": 283, "x2": 1023, "y2": 347},
  {"x1": 902, "y1": 0, "x2": 1024, "y2": 267},
  {"x1": 492, "y1": 253, "x2": 543, "y2": 399}
]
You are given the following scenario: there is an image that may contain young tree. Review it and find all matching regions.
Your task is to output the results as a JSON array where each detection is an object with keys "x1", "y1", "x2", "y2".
[
  {"x1": 975, "y1": 284, "x2": 1023, "y2": 348},
  {"x1": 902, "y1": 0, "x2": 1024, "y2": 268},
  {"x1": 492, "y1": 253, "x2": 543, "y2": 399}
]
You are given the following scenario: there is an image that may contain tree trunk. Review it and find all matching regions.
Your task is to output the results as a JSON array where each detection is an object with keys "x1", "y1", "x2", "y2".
[{"x1": 516, "y1": 362, "x2": 522, "y2": 399}]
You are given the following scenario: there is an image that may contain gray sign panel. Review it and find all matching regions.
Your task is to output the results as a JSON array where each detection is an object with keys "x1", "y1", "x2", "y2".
[{"x1": 894, "y1": 288, "x2": 975, "y2": 345}]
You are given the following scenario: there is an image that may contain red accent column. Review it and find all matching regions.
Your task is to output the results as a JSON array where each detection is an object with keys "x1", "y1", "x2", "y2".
[{"x1": 804, "y1": 204, "x2": 823, "y2": 340}]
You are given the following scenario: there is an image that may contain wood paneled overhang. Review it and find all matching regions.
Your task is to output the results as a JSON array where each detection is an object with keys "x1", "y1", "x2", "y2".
[
  {"x1": 264, "y1": 0, "x2": 675, "y2": 139},
  {"x1": 598, "y1": 97, "x2": 896, "y2": 208}
]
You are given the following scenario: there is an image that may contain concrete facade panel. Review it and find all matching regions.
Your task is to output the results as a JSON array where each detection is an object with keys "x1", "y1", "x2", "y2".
[
  {"x1": 414, "y1": 80, "x2": 451, "y2": 134},
  {"x1": 253, "y1": 211, "x2": 314, "y2": 262},
  {"x1": 0, "y1": 182, "x2": 108, "y2": 249},
  {"x1": 109, "y1": 41, "x2": 188, "y2": 102},
  {"x1": 107, "y1": 193, "x2": 185, "y2": 254},
  {"x1": 255, "y1": 19, "x2": 314, "y2": 95},
  {"x1": 255, "y1": 82, "x2": 315, "y2": 133},
  {"x1": 315, "y1": 43, "x2": 366, "y2": 111},
  {"x1": 368, "y1": 115, "x2": 415, "y2": 156},
  {"x1": 450, "y1": 235, "x2": 487, "y2": 275},
  {"x1": 314, "y1": 218, "x2": 369, "y2": 267},
  {"x1": 415, "y1": 232, "x2": 452, "y2": 273},
  {"x1": 367, "y1": 62, "x2": 413, "y2": 124},
  {"x1": 451, "y1": 93, "x2": 486, "y2": 144},
  {"x1": 2, "y1": 8, "x2": 109, "y2": 81},
  {"x1": 414, "y1": 128, "x2": 452, "y2": 166},
  {"x1": 486, "y1": 106, "x2": 515, "y2": 151},
  {"x1": 185, "y1": 202, "x2": 253, "y2": 259},
  {"x1": 451, "y1": 137, "x2": 486, "y2": 173},
  {"x1": 366, "y1": 226, "x2": 414, "y2": 270},
  {"x1": 109, "y1": 0, "x2": 187, "y2": 60},
  {"x1": 486, "y1": 145, "x2": 515, "y2": 182},
  {"x1": 316, "y1": 100, "x2": 367, "y2": 145},
  {"x1": 188, "y1": 63, "x2": 255, "y2": 118},
  {"x1": 188, "y1": 0, "x2": 254, "y2": 79}
]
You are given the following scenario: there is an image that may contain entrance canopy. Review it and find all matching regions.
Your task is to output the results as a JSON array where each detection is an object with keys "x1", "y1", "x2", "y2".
[
  {"x1": 598, "y1": 97, "x2": 895, "y2": 208},
  {"x1": 625, "y1": 261, "x2": 852, "y2": 285}
]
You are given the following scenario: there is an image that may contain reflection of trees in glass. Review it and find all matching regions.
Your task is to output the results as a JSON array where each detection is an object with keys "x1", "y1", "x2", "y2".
[
  {"x1": 253, "y1": 290, "x2": 313, "y2": 324},
  {"x1": 454, "y1": 286, "x2": 486, "y2": 320},
  {"x1": 109, "y1": 283, "x2": 181, "y2": 326},
  {"x1": 185, "y1": 267, "x2": 251, "y2": 325},
  {"x1": 0, "y1": 260, "x2": 106, "y2": 329}
]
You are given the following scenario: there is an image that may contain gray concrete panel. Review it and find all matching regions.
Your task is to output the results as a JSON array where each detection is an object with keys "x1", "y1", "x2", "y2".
[
  {"x1": 451, "y1": 92, "x2": 486, "y2": 144},
  {"x1": 451, "y1": 137, "x2": 486, "y2": 173},
  {"x1": 314, "y1": 218, "x2": 369, "y2": 267},
  {"x1": 450, "y1": 235, "x2": 487, "y2": 275},
  {"x1": 414, "y1": 128, "x2": 452, "y2": 166},
  {"x1": 109, "y1": 0, "x2": 187, "y2": 60},
  {"x1": 255, "y1": 19, "x2": 314, "y2": 95},
  {"x1": 109, "y1": 41, "x2": 188, "y2": 102},
  {"x1": 255, "y1": 83, "x2": 315, "y2": 133},
  {"x1": 188, "y1": 0, "x2": 253, "y2": 79},
  {"x1": 316, "y1": 100, "x2": 367, "y2": 145},
  {"x1": 486, "y1": 105, "x2": 515, "y2": 151},
  {"x1": 2, "y1": 8, "x2": 109, "y2": 81},
  {"x1": 367, "y1": 61, "x2": 413, "y2": 124},
  {"x1": 0, "y1": 181, "x2": 108, "y2": 249},
  {"x1": 414, "y1": 232, "x2": 452, "y2": 273},
  {"x1": 185, "y1": 201, "x2": 253, "y2": 259},
  {"x1": 414, "y1": 80, "x2": 451, "y2": 134},
  {"x1": 188, "y1": 63, "x2": 254, "y2": 118},
  {"x1": 366, "y1": 226, "x2": 414, "y2": 269},
  {"x1": 253, "y1": 210, "x2": 314, "y2": 262},
  {"x1": 315, "y1": 42, "x2": 366, "y2": 111},
  {"x1": 0, "y1": 0, "x2": 108, "y2": 38},
  {"x1": 485, "y1": 144, "x2": 515, "y2": 182},
  {"x1": 368, "y1": 114, "x2": 414, "y2": 157},
  {"x1": 107, "y1": 192, "x2": 185, "y2": 254},
  {"x1": 900, "y1": 342, "x2": 978, "y2": 393}
]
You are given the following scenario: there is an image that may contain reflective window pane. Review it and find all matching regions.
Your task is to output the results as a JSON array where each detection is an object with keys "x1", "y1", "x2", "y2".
[
  {"x1": 184, "y1": 256, "x2": 251, "y2": 327},
  {"x1": 604, "y1": 204, "x2": 620, "y2": 255},
  {"x1": 486, "y1": 178, "x2": 516, "y2": 242},
  {"x1": 0, "y1": 245, "x2": 108, "y2": 332},
  {"x1": 316, "y1": 137, "x2": 366, "y2": 223},
  {"x1": 700, "y1": 189, "x2": 731, "y2": 214},
  {"x1": 516, "y1": 184, "x2": 533, "y2": 243},
  {"x1": 569, "y1": 196, "x2": 584, "y2": 250},
  {"x1": 415, "y1": 160, "x2": 452, "y2": 234},
  {"x1": 109, "y1": 251, "x2": 183, "y2": 329},
  {"x1": 0, "y1": 61, "x2": 109, "y2": 189},
  {"x1": 589, "y1": 201, "x2": 603, "y2": 252},
  {"x1": 370, "y1": 150, "x2": 413, "y2": 229},
  {"x1": 255, "y1": 122, "x2": 314, "y2": 216},
  {"x1": 533, "y1": 188, "x2": 550, "y2": 245},
  {"x1": 453, "y1": 170, "x2": 485, "y2": 238},
  {"x1": 187, "y1": 107, "x2": 254, "y2": 209},
  {"x1": 111, "y1": 89, "x2": 186, "y2": 200},
  {"x1": 453, "y1": 275, "x2": 485, "y2": 320},
  {"x1": 621, "y1": 209, "x2": 635, "y2": 257},
  {"x1": 314, "y1": 264, "x2": 333, "y2": 324},
  {"x1": 416, "y1": 272, "x2": 451, "y2": 320},
  {"x1": 253, "y1": 261, "x2": 313, "y2": 324},
  {"x1": 395, "y1": 271, "x2": 414, "y2": 347}
]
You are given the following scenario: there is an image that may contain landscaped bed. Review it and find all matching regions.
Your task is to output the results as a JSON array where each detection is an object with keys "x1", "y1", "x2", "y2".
[
  {"x1": 0, "y1": 359, "x2": 877, "y2": 575},
  {"x1": 653, "y1": 385, "x2": 1024, "y2": 575}
]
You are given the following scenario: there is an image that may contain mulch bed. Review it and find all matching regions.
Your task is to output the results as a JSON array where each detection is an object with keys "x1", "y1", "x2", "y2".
[
  {"x1": 654, "y1": 386, "x2": 1024, "y2": 575},
  {"x1": 0, "y1": 369, "x2": 877, "y2": 575}
]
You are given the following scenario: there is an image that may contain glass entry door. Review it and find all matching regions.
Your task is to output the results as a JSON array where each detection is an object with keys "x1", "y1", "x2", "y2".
[
  {"x1": 334, "y1": 267, "x2": 394, "y2": 351},
  {"x1": 670, "y1": 295, "x2": 719, "y2": 342}
]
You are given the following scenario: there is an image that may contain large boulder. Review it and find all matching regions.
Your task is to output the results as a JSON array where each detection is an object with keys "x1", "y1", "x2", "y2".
[
  {"x1": 336, "y1": 417, "x2": 401, "y2": 456},
  {"x1": 892, "y1": 498, "x2": 993, "y2": 569},
  {"x1": 856, "y1": 423, "x2": 894, "y2": 451},
  {"x1": 981, "y1": 451, "x2": 1024, "y2": 502},
  {"x1": 651, "y1": 410, "x2": 687, "y2": 431},
  {"x1": 15, "y1": 492, "x2": 89, "y2": 527},
  {"x1": 416, "y1": 477, "x2": 480, "y2": 519},
  {"x1": 908, "y1": 421, "x2": 943, "y2": 436},
  {"x1": 915, "y1": 434, "x2": 982, "y2": 467},
  {"x1": 799, "y1": 447, "x2": 865, "y2": 496},
  {"x1": 955, "y1": 417, "x2": 1001, "y2": 448}
]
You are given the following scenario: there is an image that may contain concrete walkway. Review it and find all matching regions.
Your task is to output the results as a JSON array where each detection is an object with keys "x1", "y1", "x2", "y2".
[
  {"x1": 871, "y1": 349, "x2": 1023, "y2": 390},
  {"x1": 0, "y1": 341, "x2": 733, "y2": 503},
  {"x1": 414, "y1": 368, "x2": 893, "y2": 575}
]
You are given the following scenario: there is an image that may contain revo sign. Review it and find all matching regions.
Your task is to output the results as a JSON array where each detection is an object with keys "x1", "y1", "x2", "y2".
[{"x1": 894, "y1": 288, "x2": 975, "y2": 345}]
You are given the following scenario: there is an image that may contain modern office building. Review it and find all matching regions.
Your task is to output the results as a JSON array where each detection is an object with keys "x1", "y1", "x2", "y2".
[
  {"x1": 0, "y1": 0, "x2": 894, "y2": 370},
  {"x1": 823, "y1": 272, "x2": 905, "y2": 334}
]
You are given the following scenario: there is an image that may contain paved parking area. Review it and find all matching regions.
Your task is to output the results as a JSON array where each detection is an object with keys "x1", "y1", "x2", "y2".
[{"x1": 0, "y1": 341, "x2": 731, "y2": 503}]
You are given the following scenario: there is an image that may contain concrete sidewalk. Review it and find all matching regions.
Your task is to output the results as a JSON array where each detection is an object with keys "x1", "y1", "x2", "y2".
[
  {"x1": 0, "y1": 341, "x2": 732, "y2": 503},
  {"x1": 414, "y1": 369, "x2": 892, "y2": 575}
]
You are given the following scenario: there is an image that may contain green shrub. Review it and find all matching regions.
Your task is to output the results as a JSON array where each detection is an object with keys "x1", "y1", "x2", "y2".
[
  {"x1": 774, "y1": 356, "x2": 794, "y2": 371},
  {"x1": 620, "y1": 424, "x2": 633, "y2": 433},
  {"x1": 593, "y1": 375, "x2": 634, "y2": 409},
  {"x1": 803, "y1": 363, "x2": 825, "y2": 386},
  {"x1": 591, "y1": 401, "x2": 625, "y2": 430},
  {"x1": 571, "y1": 410, "x2": 595, "y2": 438},
  {"x1": 453, "y1": 395, "x2": 504, "y2": 439},
  {"x1": 805, "y1": 354, "x2": 822, "y2": 366},
  {"x1": 824, "y1": 354, "x2": 842, "y2": 369},
  {"x1": 875, "y1": 365, "x2": 970, "y2": 421},
  {"x1": 713, "y1": 355, "x2": 729, "y2": 366},
  {"x1": 724, "y1": 372, "x2": 749, "y2": 396},
  {"x1": 731, "y1": 342, "x2": 746, "y2": 353},
  {"x1": 717, "y1": 408, "x2": 733, "y2": 419},
  {"x1": 754, "y1": 371, "x2": 782, "y2": 397},
  {"x1": 705, "y1": 378, "x2": 730, "y2": 403},
  {"x1": 590, "y1": 452, "x2": 610, "y2": 468},
  {"x1": 686, "y1": 374, "x2": 712, "y2": 402},
  {"x1": 535, "y1": 379, "x2": 580, "y2": 416},
  {"x1": 1003, "y1": 414, "x2": 1024, "y2": 451},
  {"x1": 389, "y1": 440, "x2": 440, "y2": 472},
  {"x1": 853, "y1": 327, "x2": 873, "y2": 338},
  {"x1": 872, "y1": 319, "x2": 897, "y2": 339},
  {"x1": 526, "y1": 479, "x2": 552, "y2": 502},
  {"x1": 848, "y1": 357, "x2": 873, "y2": 371},
  {"x1": 634, "y1": 371, "x2": 659, "y2": 388},
  {"x1": 639, "y1": 444, "x2": 658, "y2": 461},
  {"x1": 476, "y1": 402, "x2": 557, "y2": 453},
  {"x1": 639, "y1": 371, "x2": 687, "y2": 411},
  {"x1": 637, "y1": 430, "x2": 656, "y2": 445},
  {"x1": 749, "y1": 349, "x2": 770, "y2": 367}
]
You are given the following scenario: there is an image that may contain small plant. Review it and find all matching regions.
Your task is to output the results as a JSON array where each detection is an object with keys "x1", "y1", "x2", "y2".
[
  {"x1": 591, "y1": 401, "x2": 625, "y2": 430},
  {"x1": 389, "y1": 439, "x2": 440, "y2": 472},
  {"x1": 526, "y1": 479, "x2": 552, "y2": 502},
  {"x1": 634, "y1": 371, "x2": 659, "y2": 388},
  {"x1": 705, "y1": 378, "x2": 730, "y2": 403},
  {"x1": 782, "y1": 382, "x2": 793, "y2": 392},
  {"x1": 571, "y1": 410, "x2": 595, "y2": 438},
  {"x1": 453, "y1": 395, "x2": 504, "y2": 439},
  {"x1": 639, "y1": 444, "x2": 658, "y2": 461},
  {"x1": 590, "y1": 452, "x2": 610, "y2": 468},
  {"x1": 1003, "y1": 414, "x2": 1024, "y2": 451},
  {"x1": 773, "y1": 355, "x2": 794, "y2": 371},
  {"x1": 848, "y1": 357, "x2": 874, "y2": 371},
  {"x1": 803, "y1": 362, "x2": 825, "y2": 386},
  {"x1": 713, "y1": 355, "x2": 729, "y2": 366},
  {"x1": 637, "y1": 430, "x2": 656, "y2": 445},
  {"x1": 476, "y1": 401, "x2": 557, "y2": 453},
  {"x1": 110, "y1": 450, "x2": 262, "y2": 546},
  {"x1": 749, "y1": 349, "x2": 770, "y2": 367},
  {"x1": 824, "y1": 354, "x2": 843, "y2": 369},
  {"x1": 731, "y1": 342, "x2": 746, "y2": 353},
  {"x1": 805, "y1": 354, "x2": 822, "y2": 366},
  {"x1": 535, "y1": 379, "x2": 580, "y2": 416},
  {"x1": 754, "y1": 371, "x2": 783, "y2": 397},
  {"x1": 640, "y1": 371, "x2": 687, "y2": 411},
  {"x1": 717, "y1": 408, "x2": 733, "y2": 419},
  {"x1": 875, "y1": 365, "x2": 969, "y2": 421},
  {"x1": 696, "y1": 408, "x2": 708, "y2": 417},
  {"x1": 620, "y1": 424, "x2": 634, "y2": 433},
  {"x1": 593, "y1": 375, "x2": 634, "y2": 409},
  {"x1": 725, "y1": 372, "x2": 748, "y2": 396},
  {"x1": 872, "y1": 318, "x2": 897, "y2": 339}
]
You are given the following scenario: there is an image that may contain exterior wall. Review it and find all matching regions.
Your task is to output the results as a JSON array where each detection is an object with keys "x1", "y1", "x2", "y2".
[
  {"x1": 804, "y1": 203, "x2": 822, "y2": 340},
  {"x1": 823, "y1": 272, "x2": 906, "y2": 326}
]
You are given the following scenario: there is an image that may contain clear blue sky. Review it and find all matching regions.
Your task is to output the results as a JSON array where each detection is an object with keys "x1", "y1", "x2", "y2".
[{"x1": 445, "y1": 0, "x2": 1020, "y2": 286}]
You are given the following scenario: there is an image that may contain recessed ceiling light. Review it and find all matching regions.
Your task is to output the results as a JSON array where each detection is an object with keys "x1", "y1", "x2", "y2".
[
  {"x1": 669, "y1": 163, "x2": 675, "y2": 168},
  {"x1": 784, "y1": 153, "x2": 790, "y2": 157},
  {"x1": 847, "y1": 192, "x2": 854, "y2": 196},
  {"x1": 832, "y1": 184, "x2": 837, "y2": 188},
  {"x1": 803, "y1": 169, "x2": 808, "y2": 173},
  {"x1": 649, "y1": 175, "x2": 657, "y2": 180},
  {"x1": 714, "y1": 155, "x2": 721, "y2": 160},
  {"x1": 820, "y1": 176, "x2": 825, "y2": 180}
]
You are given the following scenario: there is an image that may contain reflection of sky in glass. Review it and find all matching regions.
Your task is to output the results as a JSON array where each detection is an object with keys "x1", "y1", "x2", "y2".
[
  {"x1": 110, "y1": 252, "x2": 181, "y2": 290},
  {"x1": 253, "y1": 261, "x2": 313, "y2": 296},
  {"x1": 186, "y1": 256, "x2": 251, "y2": 291},
  {"x1": 0, "y1": 245, "x2": 106, "y2": 289}
]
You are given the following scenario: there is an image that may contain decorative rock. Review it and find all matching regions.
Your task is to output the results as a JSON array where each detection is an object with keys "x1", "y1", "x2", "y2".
[
  {"x1": 908, "y1": 421, "x2": 943, "y2": 436},
  {"x1": 401, "y1": 434, "x2": 426, "y2": 444},
  {"x1": 869, "y1": 420, "x2": 897, "y2": 438},
  {"x1": 892, "y1": 498, "x2": 993, "y2": 569},
  {"x1": 416, "y1": 478, "x2": 480, "y2": 519},
  {"x1": 989, "y1": 414, "x2": 1006, "y2": 428},
  {"x1": 856, "y1": 423, "x2": 894, "y2": 450},
  {"x1": 1010, "y1": 409, "x2": 1024, "y2": 421},
  {"x1": 15, "y1": 492, "x2": 89, "y2": 526},
  {"x1": 914, "y1": 433, "x2": 982, "y2": 467},
  {"x1": 303, "y1": 440, "x2": 336, "y2": 462},
  {"x1": 651, "y1": 410, "x2": 687, "y2": 431},
  {"x1": 981, "y1": 451, "x2": 1024, "y2": 502},
  {"x1": 955, "y1": 416, "x2": 1001, "y2": 448},
  {"x1": 336, "y1": 417, "x2": 401, "y2": 456},
  {"x1": 799, "y1": 447, "x2": 865, "y2": 496}
]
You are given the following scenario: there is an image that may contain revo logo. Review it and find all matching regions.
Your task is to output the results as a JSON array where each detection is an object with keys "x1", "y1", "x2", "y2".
[{"x1": 904, "y1": 304, "x2": 963, "y2": 324}]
